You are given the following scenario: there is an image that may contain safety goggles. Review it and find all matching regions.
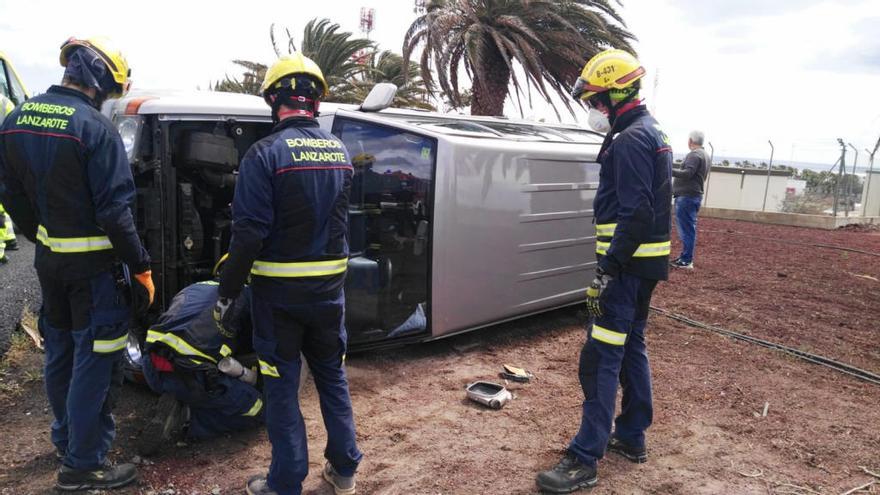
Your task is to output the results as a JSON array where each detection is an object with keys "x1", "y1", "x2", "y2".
[
  {"x1": 273, "y1": 75, "x2": 320, "y2": 96},
  {"x1": 570, "y1": 77, "x2": 607, "y2": 102}
]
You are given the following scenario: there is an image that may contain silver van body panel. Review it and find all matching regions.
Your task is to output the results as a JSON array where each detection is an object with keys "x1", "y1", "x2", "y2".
[{"x1": 429, "y1": 136, "x2": 600, "y2": 337}]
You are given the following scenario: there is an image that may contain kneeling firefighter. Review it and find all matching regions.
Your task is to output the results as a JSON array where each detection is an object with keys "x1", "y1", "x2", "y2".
[
  {"x1": 536, "y1": 49, "x2": 672, "y2": 493},
  {"x1": 216, "y1": 52, "x2": 362, "y2": 495},
  {"x1": 137, "y1": 275, "x2": 263, "y2": 456}
]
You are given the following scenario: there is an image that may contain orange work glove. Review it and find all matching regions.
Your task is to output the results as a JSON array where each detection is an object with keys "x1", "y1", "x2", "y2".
[{"x1": 132, "y1": 270, "x2": 155, "y2": 316}]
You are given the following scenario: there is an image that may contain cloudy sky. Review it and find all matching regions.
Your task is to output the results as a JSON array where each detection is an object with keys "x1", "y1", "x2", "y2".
[{"x1": 2, "y1": 0, "x2": 878, "y2": 167}]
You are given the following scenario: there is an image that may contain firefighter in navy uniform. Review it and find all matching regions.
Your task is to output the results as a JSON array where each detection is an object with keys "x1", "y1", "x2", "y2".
[
  {"x1": 536, "y1": 49, "x2": 672, "y2": 493},
  {"x1": 136, "y1": 279, "x2": 263, "y2": 456},
  {"x1": 215, "y1": 53, "x2": 362, "y2": 495},
  {"x1": 0, "y1": 96, "x2": 15, "y2": 263},
  {"x1": 0, "y1": 37, "x2": 153, "y2": 491}
]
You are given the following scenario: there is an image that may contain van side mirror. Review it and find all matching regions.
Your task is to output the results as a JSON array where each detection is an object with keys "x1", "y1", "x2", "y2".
[{"x1": 359, "y1": 83, "x2": 397, "y2": 112}]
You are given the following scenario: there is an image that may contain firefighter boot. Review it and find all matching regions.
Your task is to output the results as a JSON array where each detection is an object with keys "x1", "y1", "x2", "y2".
[
  {"x1": 55, "y1": 462, "x2": 138, "y2": 491},
  {"x1": 137, "y1": 393, "x2": 189, "y2": 456},
  {"x1": 323, "y1": 461, "x2": 356, "y2": 495},
  {"x1": 536, "y1": 452, "x2": 598, "y2": 493},
  {"x1": 246, "y1": 475, "x2": 278, "y2": 495},
  {"x1": 607, "y1": 437, "x2": 648, "y2": 463}
]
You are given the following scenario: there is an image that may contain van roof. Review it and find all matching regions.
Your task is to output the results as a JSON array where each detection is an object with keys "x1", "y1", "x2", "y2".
[{"x1": 119, "y1": 89, "x2": 601, "y2": 144}]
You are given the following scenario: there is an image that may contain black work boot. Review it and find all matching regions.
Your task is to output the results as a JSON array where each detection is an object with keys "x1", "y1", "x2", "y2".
[
  {"x1": 5, "y1": 240, "x2": 17, "y2": 251},
  {"x1": 246, "y1": 475, "x2": 278, "y2": 495},
  {"x1": 535, "y1": 452, "x2": 598, "y2": 493},
  {"x1": 136, "y1": 393, "x2": 189, "y2": 456},
  {"x1": 55, "y1": 462, "x2": 138, "y2": 491},
  {"x1": 607, "y1": 437, "x2": 648, "y2": 463}
]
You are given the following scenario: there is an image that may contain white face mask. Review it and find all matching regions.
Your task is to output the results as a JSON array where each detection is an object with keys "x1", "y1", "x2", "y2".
[{"x1": 588, "y1": 108, "x2": 611, "y2": 133}]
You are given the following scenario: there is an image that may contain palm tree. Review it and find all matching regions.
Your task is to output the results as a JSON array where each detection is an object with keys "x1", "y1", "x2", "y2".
[
  {"x1": 214, "y1": 20, "x2": 435, "y2": 110},
  {"x1": 344, "y1": 51, "x2": 435, "y2": 110},
  {"x1": 296, "y1": 18, "x2": 374, "y2": 100},
  {"x1": 402, "y1": 0, "x2": 636, "y2": 117},
  {"x1": 211, "y1": 60, "x2": 266, "y2": 94},
  {"x1": 212, "y1": 19, "x2": 373, "y2": 102}
]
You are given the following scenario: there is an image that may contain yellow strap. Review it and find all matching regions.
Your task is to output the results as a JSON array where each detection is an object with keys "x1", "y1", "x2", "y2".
[
  {"x1": 93, "y1": 334, "x2": 127, "y2": 353},
  {"x1": 259, "y1": 359, "x2": 281, "y2": 378},
  {"x1": 146, "y1": 330, "x2": 217, "y2": 364},
  {"x1": 36, "y1": 225, "x2": 113, "y2": 253},
  {"x1": 251, "y1": 258, "x2": 348, "y2": 278},
  {"x1": 591, "y1": 324, "x2": 627, "y2": 346},
  {"x1": 595, "y1": 240, "x2": 670, "y2": 258},
  {"x1": 243, "y1": 398, "x2": 263, "y2": 417},
  {"x1": 219, "y1": 344, "x2": 233, "y2": 357},
  {"x1": 595, "y1": 223, "x2": 617, "y2": 237}
]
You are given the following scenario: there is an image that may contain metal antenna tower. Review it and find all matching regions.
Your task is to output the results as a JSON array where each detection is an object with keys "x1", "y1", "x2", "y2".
[{"x1": 360, "y1": 7, "x2": 376, "y2": 39}]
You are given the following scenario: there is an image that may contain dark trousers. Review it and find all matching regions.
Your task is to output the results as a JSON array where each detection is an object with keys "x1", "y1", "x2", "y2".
[
  {"x1": 39, "y1": 269, "x2": 130, "y2": 470},
  {"x1": 674, "y1": 195, "x2": 702, "y2": 263},
  {"x1": 251, "y1": 290, "x2": 362, "y2": 495},
  {"x1": 569, "y1": 272, "x2": 657, "y2": 466},
  {"x1": 141, "y1": 354, "x2": 263, "y2": 439}
]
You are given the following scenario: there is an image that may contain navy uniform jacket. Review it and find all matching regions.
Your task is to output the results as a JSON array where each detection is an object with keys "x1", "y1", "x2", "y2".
[
  {"x1": 145, "y1": 282, "x2": 252, "y2": 370},
  {"x1": 219, "y1": 118, "x2": 352, "y2": 303},
  {"x1": 593, "y1": 105, "x2": 672, "y2": 281},
  {"x1": 0, "y1": 85, "x2": 149, "y2": 279}
]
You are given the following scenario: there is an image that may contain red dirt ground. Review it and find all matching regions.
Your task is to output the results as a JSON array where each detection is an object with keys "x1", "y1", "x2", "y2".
[{"x1": 1, "y1": 217, "x2": 878, "y2": 495}]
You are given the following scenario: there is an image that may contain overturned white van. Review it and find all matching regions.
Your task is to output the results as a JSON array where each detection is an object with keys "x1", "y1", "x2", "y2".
[{"x1": 106, "y1": 85, "x2": 602, "y2": 357}]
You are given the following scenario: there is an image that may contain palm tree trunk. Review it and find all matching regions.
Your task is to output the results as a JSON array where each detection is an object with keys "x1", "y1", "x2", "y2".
[{"x1": 470, "y1": 63, "x2": 510, "y2": 116}]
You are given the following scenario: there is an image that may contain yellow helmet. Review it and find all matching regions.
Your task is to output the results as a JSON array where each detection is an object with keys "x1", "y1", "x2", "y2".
[
  {"x1": 571, "y1": 49, "x2": 645, "y2": 102},
  {"x1": 260, "y1": 53, "x2": 329, "y2": 100},
  {"x1": 59, "y1": 37, "x2": 131, "y2": 97}
]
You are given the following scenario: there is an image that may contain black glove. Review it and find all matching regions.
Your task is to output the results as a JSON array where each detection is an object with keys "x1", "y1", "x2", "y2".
[
  {"x1": 213, "y1": 297, "x2": 235, "y2": 338},
  {"x1": 585, "y1": 267, "x2": 613, "y2": 318}
]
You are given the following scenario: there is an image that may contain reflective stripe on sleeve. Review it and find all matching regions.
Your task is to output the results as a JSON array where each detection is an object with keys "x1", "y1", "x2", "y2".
[
  {"x1": 93, "y1": 334, "x2": 127, "y2": 353},
  {"x1": 219, "y1": 344, "x2": 233, "y2": 357},
  {"x1": 595, "y1": 223, "x2": 617, "y2": 237},
  {"x1": 595, "y1": 240, "x2": 670, "y2": 257},
  {"x1": 250, "y1": 258, "x2": 348, "y2": 278},
  {"x1": 243, "y1": 398, "x2": 263, "y2": 417},
  {"x1": 591, "y1": 324, "x2": 627, "y2": 346},
  {"x1": 259, "y1": 359, "x2": 280, "y2": 378},
  {"x1": 37, "y1": 225, "x2": 113, "y2": 253},
  {"x1": 145, "y1": 330, "x2": 217, "y2": 363}
]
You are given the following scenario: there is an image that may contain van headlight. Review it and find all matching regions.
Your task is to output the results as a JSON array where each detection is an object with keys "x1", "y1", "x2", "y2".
[{"x1": 115, "y1": 115, "x2": 143, "y2": 163}]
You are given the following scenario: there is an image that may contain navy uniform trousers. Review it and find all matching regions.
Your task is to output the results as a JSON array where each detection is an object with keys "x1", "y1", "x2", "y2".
[
  {"x1": 40, "y1": 269, "x2": 130, "y2": 470},
  {"x1": 568, "y1": 271, "x2": 658, "y2": 466},
  {"x1": 252, "y1": 290, "x2": 362, "y2": 495}
]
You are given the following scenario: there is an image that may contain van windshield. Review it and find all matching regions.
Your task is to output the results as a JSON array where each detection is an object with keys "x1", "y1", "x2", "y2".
[{"x1": 332, "y1": 117, "x2": 436, "y2": 343}]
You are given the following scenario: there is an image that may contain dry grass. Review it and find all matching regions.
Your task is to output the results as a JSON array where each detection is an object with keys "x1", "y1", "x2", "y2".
[{"x1": 0, "y1": 305, "x2": 43, "y2": 400}]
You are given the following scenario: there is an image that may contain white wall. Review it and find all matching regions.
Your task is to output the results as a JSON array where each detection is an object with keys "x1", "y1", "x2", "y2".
[
  {"x1": 704, "y1": 169, "x2": 790, "y2": 212},
  {"x1": 862, "y1": 171, "x2": 880, "y2": 217},
  {"x1": 786, "y1": 179, "x2": 807, "y2": 196}
]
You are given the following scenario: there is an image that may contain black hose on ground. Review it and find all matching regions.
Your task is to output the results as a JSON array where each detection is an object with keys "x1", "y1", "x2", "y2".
[{"x1": 651, "y1": 306, "x2": 880, "y2": 386}]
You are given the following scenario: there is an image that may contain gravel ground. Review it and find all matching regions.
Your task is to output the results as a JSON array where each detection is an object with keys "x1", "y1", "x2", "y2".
[
  {"x1": 0, "y1": 219, "x2": 878, "y2": 494},
  {"x1": 0, "y1": 238, "x2": 39, "y2": 355}
]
